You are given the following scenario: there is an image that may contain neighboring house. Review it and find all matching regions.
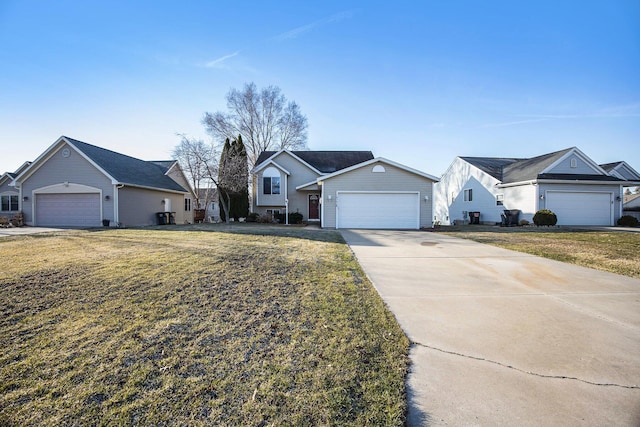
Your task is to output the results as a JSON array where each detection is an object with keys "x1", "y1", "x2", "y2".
[
  {"x1": 434, "y1": 147, "x2": 640, "y2": 226},
  {"x1": 196, "y1": 188, "x2": 220, "y2": 222},
  {"x1": 624, "y1": 193, "x2": 640, "y2": 210},
  {"x1": 10, "y1": 136, "x2": 194, "y2": 227},
  {"x1": 251, "y1": 150, "x2": 439, "y2": 229},
  {"x1": 1, "y1": 162, "x2": 31, "y2": 218}
]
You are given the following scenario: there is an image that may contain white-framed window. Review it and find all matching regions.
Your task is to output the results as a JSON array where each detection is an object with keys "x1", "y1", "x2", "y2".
[
  {"x1": 184, "y1": 198, "x2": 191, "y2": 211},
  {"x1": 464, "y1": 189, "x2": 473, "y2": 202},
  {"x1": 1, "y1": 194, "x2": 19, "y2": 211},
  {"x1": 496, "y1": 194, "x2": 504, "y2": 206},
  {"x1": 266, "y1": 209, "x2": 280, "y2": 217},
  {"x1": 262, "y1": 167, "x2": 281, "y2": 195},
  {"x1": 570, "y1": 158, "x2": 577, "y2": 168}
]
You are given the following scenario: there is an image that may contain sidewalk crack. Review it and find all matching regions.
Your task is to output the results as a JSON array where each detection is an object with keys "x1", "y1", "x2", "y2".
[{"x1": 412, "y1": 341, "x2": 640, "y2": 390}]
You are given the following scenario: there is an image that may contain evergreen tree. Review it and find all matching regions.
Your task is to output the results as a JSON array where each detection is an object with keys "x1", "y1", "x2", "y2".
[{"x1": 218, "y1": 136, "x2": 249, "y2": 222}]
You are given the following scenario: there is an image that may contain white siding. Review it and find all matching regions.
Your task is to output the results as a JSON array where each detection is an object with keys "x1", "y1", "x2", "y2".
[{"x1": 503, "y1": 184, "x2": 537, "y2": 223}]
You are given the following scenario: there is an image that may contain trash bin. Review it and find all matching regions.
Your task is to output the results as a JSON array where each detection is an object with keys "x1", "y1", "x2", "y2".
[
  {"x1": 470, "y1": 211, "x2": 481, "y2": 224},
  {"x1": 169, "y1": 212, "x2": 176, "y2": 224},
  {"x1": 157, "y1": 212, "x2": 167, "y2": 225},
  {"x1": 503, "y1": 209, "x2": 520, "y2": 226}
]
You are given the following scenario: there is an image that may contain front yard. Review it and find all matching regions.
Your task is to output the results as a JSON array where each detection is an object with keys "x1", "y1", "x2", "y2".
[
  {"x1": 440, "y1": 225, "x2": 640, "y2": 278},
  {"x1": 0, "y1": 225, "x2": 409, "y2": 426}
]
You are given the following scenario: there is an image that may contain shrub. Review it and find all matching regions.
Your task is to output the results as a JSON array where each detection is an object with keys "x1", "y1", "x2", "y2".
[
  {"x1": 519, "y1": 219, "x2": 530, "y2": 226},
  {"x1": 289, "y1": 212, "x2": 304, "y2": 224},
  {"x1": 617, "y1": 215, "x2": 639, "y2": 227},
  {"x1": 245, "y1": 212, "x2": 259, "y2": 222},
  {"x1": 257, "y1": 213, "x2": 276, "y2": 223},
  {"x1": 533, "y1": 209, "x2": 558, "y2": 226}
]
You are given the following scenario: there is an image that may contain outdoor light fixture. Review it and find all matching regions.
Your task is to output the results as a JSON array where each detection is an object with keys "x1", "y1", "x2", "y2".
[
  {"x1": 161, "y1": 199, "x2": 165, "y2": 205},
  {"x1": 424, "y1": 195, "x2": 429, "y2": 202},
  {"x1": 328, "y1": 195, "x2": 332, "y2": 200},
  {"x1": 23, "y1": 196, "x2": 28, "y2": 201},
  {"x1": 540, "y1": 194, "x2": 544, "y2": 200},
  {"x1": 105, "y1": 195, "x2": 110, "y2": 201},
  {"x1": 616, "y1": 196, "x2": 621, "y2": 201}
]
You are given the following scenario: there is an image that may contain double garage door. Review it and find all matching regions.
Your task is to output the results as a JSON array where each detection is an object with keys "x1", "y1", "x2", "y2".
[
  {"x1": 35, "y1": 193, "x2": 101, "y2": 227},
  {"x1": 337, "y1": 192, "x2": 420, "y2": 229},
  {"x1": 545, "y1": 191, "x2": 613, "y2": 226}
]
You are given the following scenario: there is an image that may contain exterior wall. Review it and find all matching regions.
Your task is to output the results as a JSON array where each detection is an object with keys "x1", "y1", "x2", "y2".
[
  {"x1": 118, "y1": 186, "x2": 187, "y2": 227},
  {"x1": 165, "y1": 164, "x2": 194, "y2": 223},
  {"x1": 548, "y1": 153, "x2": 599, "y2": 174},
  {"x1": 625, "y1": 194, "x2": 640, "y2": 209},
  {"x1": 19, "y1": 143, "x2": 114, "y2": 225},
  {"x1": 502, "y1": 184, "x2": 537, "y2": 223},
  {"x1": 253, "y1": 152, "x2": 321, "y2": 220},
  {"x1": 537, "y1": 183, "x2": 623, "y2": 222},
  {"x1": 321, "y1": 161, "x2": 434, "y2": 229},
  {"x1": 0, "y1": 178, "x2": 20, "y2": 217},
  {"x1": 434, "y1": 158, "x2": 503, "y2": 225}
]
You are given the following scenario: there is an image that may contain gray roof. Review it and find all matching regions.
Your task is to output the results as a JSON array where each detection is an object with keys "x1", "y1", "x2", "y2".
[
  {"x1": 599, "y1": 161, "x2": 622, "y2": 173},
  {"x1": 256, "y1": 150, "x2": 374, "y2": 173},
  {"x1": 462, "y1": 148, "x2": 623, "y2": 183},
  {"x1": 65, "y1": 137, "x2": 188, "y2": 192}
]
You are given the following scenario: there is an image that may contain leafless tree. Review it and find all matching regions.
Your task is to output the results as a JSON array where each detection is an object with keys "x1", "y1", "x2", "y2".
[
  {"x1": 202, "y1": 82, "x2": 308, "y2": 169},
  {"x1": 172, "y1": 135, "x2": 216, "y2": 209},
  {"x1": 172, "y1": 135, "x2": 247, "y2": 223}
]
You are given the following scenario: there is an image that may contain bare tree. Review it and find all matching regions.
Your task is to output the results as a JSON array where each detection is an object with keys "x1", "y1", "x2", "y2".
[
  {"x1": 202, "y1": 82, "x2": 308, "y2": 169},
  {"x1": 172, "y1": 135, "x2": 216, "y2": 209}
]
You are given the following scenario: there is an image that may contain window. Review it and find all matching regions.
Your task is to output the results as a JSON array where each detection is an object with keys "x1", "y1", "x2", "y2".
[
  {"x1": 1, "y1": 195, "x2": 18, "y2": 211},
  {"x1": 463, "y1": 189, "x2": 473, "y2": 202},
  {"x1": 262, "y1": 167, "x2": 281, "y2": 195},
  {"x1": 570, "y1": 158, "x2": 577, "y2": 168},
  {"x1": 496, "y1": 194, "x2": 504, "y2": 206},
  {"x1": 266, "y1": 209, "x2": 280, "y2": 217},
  {"x1": 184, "y1": 198, "x2": 191, "y2": 211},
  {"x1": 263, "y1": 176, "x2": 281, "y2": 195}
]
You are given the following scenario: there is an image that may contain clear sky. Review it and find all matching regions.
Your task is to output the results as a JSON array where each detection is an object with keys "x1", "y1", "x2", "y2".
[{"x1": 1, "y1": 1, "x2": 639, "y2": 177}]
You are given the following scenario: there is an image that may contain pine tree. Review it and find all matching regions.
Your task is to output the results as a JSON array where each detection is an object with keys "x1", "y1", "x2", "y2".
[{"x1": 218, "y1": 136, "x2": 248, "y2": 222}]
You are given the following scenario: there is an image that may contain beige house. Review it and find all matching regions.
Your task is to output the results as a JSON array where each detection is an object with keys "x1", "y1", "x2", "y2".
[
  {"x1": 252, "y1": 150, "x2": 439, "y2": 229},
  {"x1": 9, "y1": 136, "x2": 194, "y2": 227}
]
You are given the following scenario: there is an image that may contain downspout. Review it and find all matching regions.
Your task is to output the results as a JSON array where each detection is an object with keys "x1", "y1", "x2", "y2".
[{"x1": 115, "y1": 184, "x2": 124, "y2": 226}]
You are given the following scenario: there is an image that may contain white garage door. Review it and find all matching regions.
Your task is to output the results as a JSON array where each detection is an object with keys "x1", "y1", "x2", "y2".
[
  {"x1": 337, "y1": 192, "x2": 420, "y2": 229},
  {"x1": 36, "y1": 193, "x2": 101, "y2": 227},
  {"x1": 546, "y1": 191, "x2": 612, "y2": 226}
]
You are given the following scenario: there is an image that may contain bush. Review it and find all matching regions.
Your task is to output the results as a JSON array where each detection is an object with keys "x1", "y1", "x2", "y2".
[
  {"x1": 519, "y1": 219, "x2": 530, "y2": 226},
  {"x1": 257, "y1": 213, "x2": 276, "y2": 223},
  {"x1": 533, "y1": 209, "x2": 558, "y2": 226},
  {"x1": 617, "y1": 215, "x2": 639, "y2": 227},
  {"x1": 289, "y1": 212, "x2": 304, "y2": 224},
  {"x1": 245, "y1": 212, "x2": 259, "y2": 223}
]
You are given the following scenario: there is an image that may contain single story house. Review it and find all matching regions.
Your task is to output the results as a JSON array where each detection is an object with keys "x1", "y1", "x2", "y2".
[
  {"x1": 434, "y1": 147, "x2": 640, "y2": 226},
  {"x1": 9, "y1": 136, "x2": 194, "y2": 227},
  {"x1": 251, "y1": 150, "x2": 439, "y2": 229},
  {"x1": 196, "y1": 188, "x2": 220, "y2": 222}
]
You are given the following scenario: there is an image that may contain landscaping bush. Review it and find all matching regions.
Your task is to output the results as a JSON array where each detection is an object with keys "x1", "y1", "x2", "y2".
[
  {"x1": 289, "y1": 212, "x2": 304, "y2": 224},
  {"x1": 519, "y1": 219, "x2": 530, "y2": 226},
  {"x1": 245, "y1": 212, "x2": 259, "y2": 222},
  {"x1": 533, "y1": 209, "x2": 558, "y2": 226},
  {"x1": 257, "y1": 213, "x2": 277, "y2": 223},
  {"x1": 617, "y1": 215, "x2": 639, "y2": 227}
]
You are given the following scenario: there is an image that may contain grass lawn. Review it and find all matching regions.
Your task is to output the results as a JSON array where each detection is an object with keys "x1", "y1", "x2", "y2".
[
  {"x1": 0, "y1": 225, "x2": 409, "y2": 426},
  {"x1": 441, "y1": 225, "x2": 640, "y2": 278}
]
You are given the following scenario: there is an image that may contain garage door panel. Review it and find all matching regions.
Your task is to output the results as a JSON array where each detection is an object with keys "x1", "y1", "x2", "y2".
[
  {"x1": 36, "y1": 193, "x2": 101, "y2": 227},
  {"x1": 546, "y1": 192, "x2": 612, "y2": 226},
  {"x1": 337, "y1": 192, "x2": 419, "y2": 229}
]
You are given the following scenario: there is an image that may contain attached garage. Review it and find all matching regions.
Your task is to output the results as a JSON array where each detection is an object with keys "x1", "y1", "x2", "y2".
[
  {"x1": 545, "y1": 191, "x2": 613, "y2": 226},
  {"x1": 35, "y1": 193, "x2": 101, "y2": 227},
  {"x1": 336, "y1": 191, "x2": 420, "y2": 229}
]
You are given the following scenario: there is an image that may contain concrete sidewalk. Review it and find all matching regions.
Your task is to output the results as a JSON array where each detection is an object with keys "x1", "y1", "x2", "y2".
[
  {"x1": 0, "y1": 226, "x2": 68, "y2": 237},
  {"x1": 341, "y1": 229, "x2": 640, "y2": 426}
]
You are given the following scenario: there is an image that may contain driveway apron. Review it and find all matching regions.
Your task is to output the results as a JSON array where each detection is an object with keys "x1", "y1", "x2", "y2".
[{"x1": 340, "y1": 229, "x2": 640, "y2": 427}]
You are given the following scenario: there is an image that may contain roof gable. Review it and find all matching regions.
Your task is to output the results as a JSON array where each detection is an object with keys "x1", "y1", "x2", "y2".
[
  {"x1": 601, "y1": 161, "x2": 640, "y2": 181},
  {"x1": 16, "y1": 136, "x2": 188, "y2": 193},
  {"x1": 317, "y1": 157, "x2": 439, "y2": 183},
  {"x1": 501, "y1": 148, "x2": 575, "y2": 182}
]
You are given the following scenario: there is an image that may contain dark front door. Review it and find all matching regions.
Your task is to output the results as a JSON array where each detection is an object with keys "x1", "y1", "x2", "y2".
[{"x1": 309, "y1": 194, "x2": 320, "y2": 220}]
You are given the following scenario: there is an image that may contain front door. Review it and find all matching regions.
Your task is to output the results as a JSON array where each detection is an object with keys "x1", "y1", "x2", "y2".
[{"x1": 309, "y1": 194, "x2": 320, "y2": 220}]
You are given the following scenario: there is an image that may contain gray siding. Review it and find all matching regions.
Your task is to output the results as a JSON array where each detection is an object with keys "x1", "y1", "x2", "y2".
[
  {"x1": 20, "y1": 143, "x2": 114, "y2": 225},
  {"x1": 118, "y1": 186, "x2": 187, "y2": 226},
  {"x1": 321, "y1": 162, "x2": 435, "y2": 228},
  {"x1": 254, "y1": 152, "x2": 321, "y2": 220},
  {"x1": 549, "y1": 153, "x2": 600, "y2": 175}
]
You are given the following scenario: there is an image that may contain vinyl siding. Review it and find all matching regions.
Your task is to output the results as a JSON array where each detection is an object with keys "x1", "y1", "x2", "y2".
[
  {"x1": 503, "y1": 184, "x2": 537, "y2": 223},
  {"x1": 20, "y1": 143, "x2": 113, "y2": 225},
  {"x1": 254, "y1": 152, "x2": 321, "y2": 220},
  {"x1": 548, "y1": 153, "x2": 601, "y2": 175},
  {"x1": 434, "y1": 158, "x2": 503, "y2": 225},
  {"x1": 321, "y1": 161, "x2": 434, "y2": 229},
  {"x1": 118, "y1": 186, "x2": 187, "y2": 226},
  {"x1": 0, "y1": 179, "x2": 19, "y2": 216},
  {"x1": 537, "y1": 183, "x2": 622, "y2": 221}
]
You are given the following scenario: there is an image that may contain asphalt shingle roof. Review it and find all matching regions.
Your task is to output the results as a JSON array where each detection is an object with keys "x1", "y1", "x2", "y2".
[
  {"x1": 256, "y1": 150, "x2": 374, "y2": 173},
  {"x1": 461, "y1": 147, "x2": 624, "y2": 183},
  {"x1": 65, "y1": 137, "x2": 188, "y2": 192}
]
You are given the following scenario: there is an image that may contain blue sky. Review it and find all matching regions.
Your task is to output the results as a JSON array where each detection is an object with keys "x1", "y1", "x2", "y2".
[{"x1": 1, "y1": 1, "x2": 639, "y2": 176}]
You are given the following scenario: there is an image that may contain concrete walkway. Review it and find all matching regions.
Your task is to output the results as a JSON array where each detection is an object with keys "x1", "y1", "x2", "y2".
[
  {"x1": 340, "y1": 229, "x2": 640, "y2": 427},
  {"x1": 0, "y1": 226, "x2": 68, "y2": 238}
]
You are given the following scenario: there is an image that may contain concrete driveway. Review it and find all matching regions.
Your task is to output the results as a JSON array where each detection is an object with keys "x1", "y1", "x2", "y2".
[{"x1": 340, "y1": 229, "x2": 640, "y2": 426}]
